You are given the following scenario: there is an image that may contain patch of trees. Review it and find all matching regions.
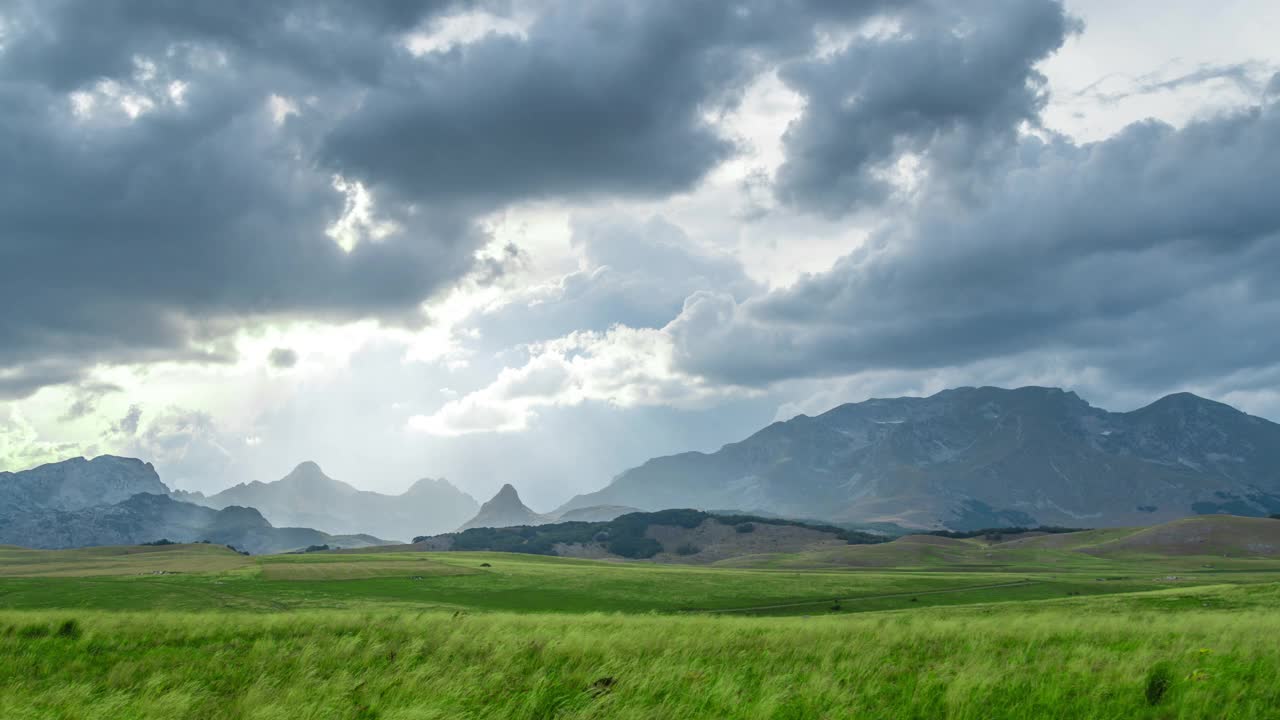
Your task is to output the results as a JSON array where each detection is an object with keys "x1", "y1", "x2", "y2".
[
  {"x1": 709, "y1": 512, "x2": 886, "y2": 545},
  {"x1": 141, "y1": 539, "x2": 177, "y2": 546},
  {"x1": 412, "y1": 509, "x2": 890, "y2": 559},
  {"x1": 928, "y1": 526, "x2": 1087, "y2": 541}
]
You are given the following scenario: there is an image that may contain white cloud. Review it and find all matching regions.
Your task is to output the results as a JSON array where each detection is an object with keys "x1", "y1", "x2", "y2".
[{"x1": 409, "y1": 325, "x2": 757, "y2": 436}]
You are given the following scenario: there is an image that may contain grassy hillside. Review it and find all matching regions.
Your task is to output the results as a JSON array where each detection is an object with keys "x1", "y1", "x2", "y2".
[
  {"x1": 716, "y1": 516, "x2": 1280, "y2": 572},
  {"x1": 0, "y1": 543, "x2": 252, "y2": 577}
]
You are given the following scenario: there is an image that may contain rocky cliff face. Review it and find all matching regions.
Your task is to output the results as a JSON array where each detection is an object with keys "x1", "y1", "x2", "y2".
[
  {"x1": 0, "y1": 456, "x2": 168, "y2": 515},
  {"x1": 557, "y1": 387, "x2": 1280, "y2": 529},
  {"x1": 194, "y1": 462, "x2": 478, "y2": 541}
]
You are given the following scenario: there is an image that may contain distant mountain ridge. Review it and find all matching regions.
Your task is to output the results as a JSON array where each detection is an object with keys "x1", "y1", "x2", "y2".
[
  {"x1": 0, "y1": 492, "x2": 386, "y2": 554},
  {"x1": 189, "y1": 461, "x2": 478, "y2": 541},
  {"x1": 0, "y1": 456, "x2": 392, "y2": 553},
  {"x1": 557, "y1": 386, "x2": 1280, "y2": 530}
]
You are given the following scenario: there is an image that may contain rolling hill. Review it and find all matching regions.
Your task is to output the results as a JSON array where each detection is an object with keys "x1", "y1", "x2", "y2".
[
  {"x1": 719, "y1": 515, "x2": 1280, "y2": 570},
  {"x1": 406, "y1": 508, "x2": 887, "y2": 562}
]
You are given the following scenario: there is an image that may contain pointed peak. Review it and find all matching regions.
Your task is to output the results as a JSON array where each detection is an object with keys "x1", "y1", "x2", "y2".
[
  {"x1": 290, "y1": 460, "x2": 324, "y2": 476},
  {"x1": 485, "y1": 484, "x2": 524, "y2": 506},
  {"x1": 457, "y1": 483, "x2": 544, "y2": 531},
  {"x1": 280, "y1": 461, "x2": 339, "y2": 485}
]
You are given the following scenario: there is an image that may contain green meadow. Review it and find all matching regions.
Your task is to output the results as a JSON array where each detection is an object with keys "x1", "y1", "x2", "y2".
[{"x1": 3, "y1": 539, "x2": 1280, "y2": 718}]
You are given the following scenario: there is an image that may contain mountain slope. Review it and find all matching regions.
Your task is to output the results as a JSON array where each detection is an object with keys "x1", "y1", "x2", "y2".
[
  {"x1": 195, "y1": 462, "x2": 478, "y2": 541},
  {"x1": 458, "y1": 484, "x2": 549, "y2": 530},
  {"x1": 0, "y1": 456, "x2": 168, "y2": 515},
  {"x1": 557, "y1": 386, "x2": 1280, "y2": 529},
  {"x1": 0, "y1": 493, "x2": 387, "y2": 554}
]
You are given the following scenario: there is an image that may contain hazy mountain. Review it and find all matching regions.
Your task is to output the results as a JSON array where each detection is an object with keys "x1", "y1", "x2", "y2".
[
  {"x1": 557, "y1": 386, "x2": 1280, "y2": 530},
  {"x1": 0, "y1": 493, "x2": 387, "y2": 554},
  {"x1": 458, "y1": 484, "x2": 549, "y2": 530},
  {"x1": 194, "y1": 461, "x2": 478, "y2": 541},
  {"x1": 0, "y1": 456, "x2": 168, "y2": 515}
]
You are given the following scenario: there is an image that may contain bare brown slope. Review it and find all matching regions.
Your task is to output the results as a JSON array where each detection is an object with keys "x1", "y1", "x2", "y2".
[{"x1": 1078, "y1": 516, "x2": 1280, "y2": 557}]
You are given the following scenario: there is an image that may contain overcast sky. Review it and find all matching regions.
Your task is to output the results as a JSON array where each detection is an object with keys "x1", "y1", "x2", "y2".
[{"x1": 2, "y1": 0, "x2": 1278, "y2": 509}]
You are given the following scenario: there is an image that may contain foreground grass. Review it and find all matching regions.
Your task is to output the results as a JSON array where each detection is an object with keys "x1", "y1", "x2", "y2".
[
  {"x1": 3, "y1": 591, "x2": 1280, "y2": 719},
  {"x1": 4, "y1": 544, "x2": 1280, "y2": 717}
]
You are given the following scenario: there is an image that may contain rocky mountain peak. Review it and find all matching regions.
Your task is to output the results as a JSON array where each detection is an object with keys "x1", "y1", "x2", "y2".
[
  {"x1": 0, "y1": 454, "x2": 169, "y2": 515},
  {"x1": 492, "y1": 483, "x2": 521, "y2": 502}
]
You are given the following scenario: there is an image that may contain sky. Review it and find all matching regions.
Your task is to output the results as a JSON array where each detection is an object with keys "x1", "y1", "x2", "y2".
[{"x1": 2, "y1": 0, "x2": 1278, "y2": 510}]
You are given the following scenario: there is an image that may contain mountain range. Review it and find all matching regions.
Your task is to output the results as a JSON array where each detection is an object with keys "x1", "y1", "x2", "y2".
[
  {"x1": 5, "y1": 386, "x2": 1280, "y2": 546},
  {"x1": 0, "y1": 457, "x2": 387, "y2": 553},
  {"x1": 180, "y1": 461, "x2": 478, "y2": 541},
  {"x1": 556, "y1": 386, "x2": 1280, "y2": 530}
]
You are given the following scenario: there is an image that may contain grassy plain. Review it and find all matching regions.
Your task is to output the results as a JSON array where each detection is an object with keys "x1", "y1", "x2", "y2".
[{"x1": 2, "y1": 533, "x2": 1280, "y2": 718}]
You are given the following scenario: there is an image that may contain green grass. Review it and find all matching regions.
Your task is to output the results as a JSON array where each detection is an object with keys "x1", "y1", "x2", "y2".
[
  {"x1": 3, "y1": 543, "x2": 1280, "y2": 717},
  {"x1": 4, "y1": 595, "x2": 1280, "y2": 719},
  {"x1": 0, "y1": 547, "x2": 1234, "y2": 615}
]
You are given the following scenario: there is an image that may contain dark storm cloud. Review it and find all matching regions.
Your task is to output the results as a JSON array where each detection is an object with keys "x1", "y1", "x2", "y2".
[
  {"x1": 0, "y1": 361, "x2": 89, "y2": 401},
  {"x1": 671, "y1": 96, "x2": 1280, "y2": 390},
  {"x1": 0, "y1": 0, "x2": 462, "y2": 89},
  {"x1": 0, "y1": 0, "x2": 496, "y2": 396},
  {"x1": 317, "y1": 0, "x2": 913, "y2": 207},
  {"x1": 0, "y1": 68, "x2": 481, "y2": 394},
  {"x1": 774, "y1": 0, "x2": 1079, "y2": 215},
  {"x1": 1, "y1": 0, "x2": 921, "y2": 397}
]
